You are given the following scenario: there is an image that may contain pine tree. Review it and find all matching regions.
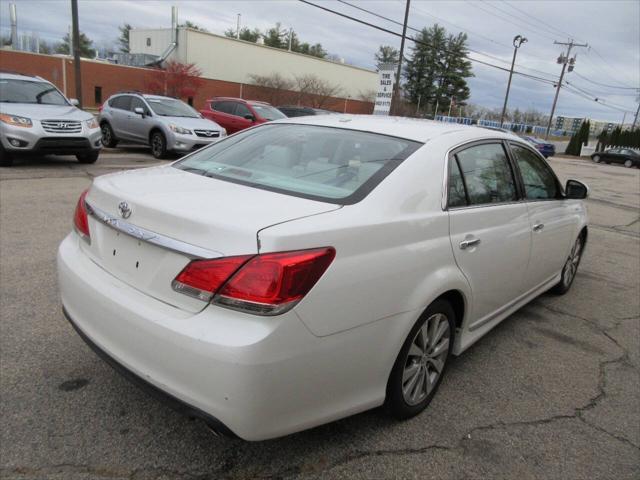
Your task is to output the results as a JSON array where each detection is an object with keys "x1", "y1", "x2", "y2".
[
  {"x1": 375, "y1": 45, "x2": 399, "y2": 69},
  {"x1": 56, "y1": 31, "x2": 95, "y2": 58},
  {"x1": 403, "y1": 25, "x2": 473, "y2": 110},
  {"x1": 117, "y1": 23, "x2": 132, "y2": 53}
]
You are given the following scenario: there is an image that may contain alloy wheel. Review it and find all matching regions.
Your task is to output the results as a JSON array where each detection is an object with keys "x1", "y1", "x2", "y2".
[
  {"x1": 101, "y1": 125, "x2": 111, "y2": 145},
  {"x1": 562, "y1": 237, "x2": 583, "y2": 287},
  {"x1": 593, "y1": 155, "x2": 600, "y2": 163},
  {"x1": 151, "y1": 134, "x2": 164, "y2": 158},
  {"x1": 402, "y1": 313, "x2": 451, "y2": 406},
  {"x1": 624, "y1": 160, "x2": 633, "y2": 168}
]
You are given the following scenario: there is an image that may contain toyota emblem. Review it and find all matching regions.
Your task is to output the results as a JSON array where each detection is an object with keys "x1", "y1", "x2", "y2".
[{"x1": 118, "y1": 201, "x2": 132, "y2": 219}]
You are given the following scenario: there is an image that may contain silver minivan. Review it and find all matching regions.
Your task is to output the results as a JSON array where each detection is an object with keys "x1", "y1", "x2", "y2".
[{"x1": 99, "y1": 93, "x2": 226, "y2": 159}]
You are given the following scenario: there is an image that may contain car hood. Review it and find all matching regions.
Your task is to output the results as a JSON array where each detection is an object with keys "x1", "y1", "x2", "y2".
[
  {"x1": 0, "y1": 103, "x2": 93, "y2": 121},
  {"x1": 158, "y1": 116, "x2": 223, "y2": 130}
]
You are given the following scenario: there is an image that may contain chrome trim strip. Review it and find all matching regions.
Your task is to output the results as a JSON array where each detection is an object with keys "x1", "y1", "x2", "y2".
[{"x1": 85, "y1": 200, "x2": 221, "y2": 259}]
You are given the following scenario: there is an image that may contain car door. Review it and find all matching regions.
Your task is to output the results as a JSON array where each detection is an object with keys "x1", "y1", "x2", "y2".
[
  {"x1": 126, "y1": 97, "x2": 153, "y2": 143},
  {"x1": 447, "y1": 141, "x2": 532, "y2": 328},
  {"x1": 508, "y1": 142, "x2": 577, "y2": 290},
  {"x1": 209, "y1": 101, "x2": 242, "y2": 133},
  {"x1": 109, "y1": 95, "x2": 133, "y2": 139}
]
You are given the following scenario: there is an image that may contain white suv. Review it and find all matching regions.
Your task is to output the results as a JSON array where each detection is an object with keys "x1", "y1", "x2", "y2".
[{"x1": 0, "y1": 72, "x2": 102, "y2": 167}]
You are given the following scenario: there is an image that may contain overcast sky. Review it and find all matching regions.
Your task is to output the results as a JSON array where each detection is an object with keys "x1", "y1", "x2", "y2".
[{"x1": 4, "y1": 0, "x2": 639, "y2": 122}]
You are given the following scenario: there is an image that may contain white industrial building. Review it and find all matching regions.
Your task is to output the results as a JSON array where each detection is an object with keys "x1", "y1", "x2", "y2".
[{"x1": 129, "y1": 27, "x2": 378, "y2": 98}]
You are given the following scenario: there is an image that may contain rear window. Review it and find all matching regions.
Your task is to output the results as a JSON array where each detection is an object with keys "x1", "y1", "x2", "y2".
[
  {"x1": 174, "y1": 124, "x2": 421, "y2": 204},
  {"x1": 250, "y1": 104, "x2": 286, "y2": 120}
]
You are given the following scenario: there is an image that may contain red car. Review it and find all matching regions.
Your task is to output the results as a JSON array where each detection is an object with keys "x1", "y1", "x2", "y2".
[{"x1": 200, "y1": 97, "x2": 286, "y2": 134}]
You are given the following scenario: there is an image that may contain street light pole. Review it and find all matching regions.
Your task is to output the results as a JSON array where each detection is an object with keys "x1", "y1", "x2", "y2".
[
  {"x1": 391, "y1": 0, "x2": 410, "y2": 116},
  {"x1": 500, "y1": 35, "x2": 527, "y2": 128},
  {"x1": 632, "y1": 96, "x2": 640, "y2": 129}
]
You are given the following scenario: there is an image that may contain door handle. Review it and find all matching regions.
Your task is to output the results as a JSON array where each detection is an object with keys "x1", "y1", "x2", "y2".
[
  {"x1": 459, "y1": 238, "x2": 481, "y2": 250},
  {"x1": 533, "y1": 223, "x2": 545, "y2": 232}
]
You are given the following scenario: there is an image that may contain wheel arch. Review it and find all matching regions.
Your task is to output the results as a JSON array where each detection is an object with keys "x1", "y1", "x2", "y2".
[{"x1": 149, "y1": 127, "x2": 165, "y2": 143}]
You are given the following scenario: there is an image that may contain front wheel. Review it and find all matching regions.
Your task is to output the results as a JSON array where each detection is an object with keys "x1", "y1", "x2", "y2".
[
  {"x1": 150, "y1": 131, "x2": 167, "y2": 159},
  {"x1": 624, "y1": 159, "x2": 633, "y2": 168},
  {"x1": 386, "y1": 299, "x2": 455, "y2": 419},
  {"x1": 550, "y1": 234, "x2": 585, "y2": 295},
  {"x1": 100, "y1": 123, "x2": 118, "y2": 148},
  {"x1": 592, "y1": 155, "x2": 601, "y2": 163},
  {"x1": 76, "y1": 151, "x2": 99, "y2": 164}
]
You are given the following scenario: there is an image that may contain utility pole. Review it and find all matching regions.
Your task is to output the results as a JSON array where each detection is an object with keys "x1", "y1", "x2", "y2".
[
  {"x1": 236, "y1": 14, "x2": 241, "y2": 39},
  {"x1": 500, "y1": 35, "x2": 527, "y2": 127},
  {"x1": 545, "y1": 39, "x2": 588, "y2": 139},
  {"x1": 632, "y1": 95, "x2": 640, "y2": 129},
  {"x1": 288, "y1": 27, "x2": 293, "y2": 51},
  {"x1": 70, "y1": 0, "x2": 82, "y2": 108},
  {"x1": 391, "y1": 0, "x2": 410, "y2": 116}
]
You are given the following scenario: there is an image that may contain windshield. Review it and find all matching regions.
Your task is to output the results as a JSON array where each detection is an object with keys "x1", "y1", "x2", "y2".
[
  {"x1": 251, "y1": 104, "x2": 286, "y2": 121},
  {"x1": 174, "y1": 124, "x2": 421, "y2": 204},
  {"x1": 146, "y1": 98, "x2": 200, "y2": 117},
  {"x1": 0, "y1": 79, "x2": 69, "y2": 105}
]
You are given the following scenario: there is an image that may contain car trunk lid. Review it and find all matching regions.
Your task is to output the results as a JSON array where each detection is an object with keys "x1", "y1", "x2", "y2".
[{"x1": 82, "y1": 165, "x2": 340, "y2": 312}]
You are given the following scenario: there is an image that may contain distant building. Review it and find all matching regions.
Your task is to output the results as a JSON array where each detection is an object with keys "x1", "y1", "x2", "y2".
[
  {"x1": 555, "y1": 116, "x2": 617, "y2": 135},
  {"x1": 128, "y1": 27, "x2": 378, "y2": 99}
]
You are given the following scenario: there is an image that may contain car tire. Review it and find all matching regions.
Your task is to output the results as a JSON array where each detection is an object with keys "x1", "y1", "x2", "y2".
[
  {"x1": 76, "y1": 151, "x2": 99, "y2": 164},
  {"x1": 100, "y1": 122, "x2": 118, "y2": 148},
  {"x1": 550, "y1": 233, "x2": 585, "y2": 295},
  {"x1": 386, "y1": 299, "x2": 455, "y2": 420},
  {"x1": 150, "y1": 131, "x2": 167, "y2": 159},
  {"x1": 624, "y1": 159, "x2": 633, "y2": 168},
  {"x1": 0, "y1": 145, "x2": 14, "y2": 167},
  {"x1": 592, "y1": 155, "x2": 600, "y2": 163}
]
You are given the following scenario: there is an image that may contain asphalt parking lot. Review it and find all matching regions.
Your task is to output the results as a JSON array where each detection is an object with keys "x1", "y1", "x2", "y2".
[{"x1": 1, "y1": 147, "x2": 638, "y2": 479}]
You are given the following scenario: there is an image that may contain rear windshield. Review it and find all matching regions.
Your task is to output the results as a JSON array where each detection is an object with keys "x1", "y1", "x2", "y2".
[
  {"x1": 250, "y1": 104, "x2": 286, "y2": 121},
  {"x1": 174, "y1": 124, "x2": 421, "y2": 204}
]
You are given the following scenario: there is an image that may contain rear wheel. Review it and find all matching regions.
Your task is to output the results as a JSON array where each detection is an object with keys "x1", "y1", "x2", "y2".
[
  {"x1": 100, "y1": 122, "x2": 118, "y2": 148},
  {"x1": 386, "y1": 299, "x2": 455, "y2": 419},
  {"x1": 592, "y1": 155, "x2": 601, "y2": 163},
  {"x1": 550, "y1": 234, "x2": 585, "y2": 295},
  {"x1": 150, "y1": 131, "x2": 167, "y2": 159},
  {"x1": 76, "y1": 151, "x2": 99, "y2": 164},
  {"x1": 0, "y1": 145, "x2": 14, "y2": 167},
  {"x1": 624, "y1": 159, "x2": 633, "y2": 168}
]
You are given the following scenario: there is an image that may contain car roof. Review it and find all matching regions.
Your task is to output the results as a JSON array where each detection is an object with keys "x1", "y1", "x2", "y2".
[
  {"x1": 269, "y1": 114, "x2": 522, "y2": 143},
  {"x1": 0, "y1": 71, "x2": 48, "y2": 82},
  {"x1": 143, "y1": 94, "x2": 180, "y2": 101},
  {"x1": 207, "y1": 97, "x2": 271, "y2": 106}
]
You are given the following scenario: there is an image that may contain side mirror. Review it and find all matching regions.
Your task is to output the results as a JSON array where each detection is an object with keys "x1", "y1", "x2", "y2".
[
  {"x1": 565, "y1": 179, "x2": 588, "y2": 199},
  {"x1": 69, "y1": 98, "x2": 79, "y2": 106},
  {"x1": 134, "y1": 107, "x2": 145, "y2": 116},
  {"x1": 244, "y1": 114, "x2": 255, "y2": 121}
]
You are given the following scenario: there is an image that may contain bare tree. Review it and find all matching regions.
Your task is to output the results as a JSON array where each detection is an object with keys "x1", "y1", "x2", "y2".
[
  {"x1": 247, "y1": 73, "x2": 295, "y2": 105},
  {"x1": 294, "y1": 74, "x2": 342, "y2": 108},
  {"x1": 357, "y1": 89, "x2": 376, "y2": 103}
]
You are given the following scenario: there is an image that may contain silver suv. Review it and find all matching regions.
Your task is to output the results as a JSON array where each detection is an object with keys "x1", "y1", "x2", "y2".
[
  {"x1": 99, "y1": 93, "x2": 226, "y2": 159},
  {"x1": 0, "y1": 72, "x2": 102, "y2": 167}
]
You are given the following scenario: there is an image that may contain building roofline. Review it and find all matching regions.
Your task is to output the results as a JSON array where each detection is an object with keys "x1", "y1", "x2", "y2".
[{"x1": 130, "y1": 27, "x2": 377, "y2": 75}]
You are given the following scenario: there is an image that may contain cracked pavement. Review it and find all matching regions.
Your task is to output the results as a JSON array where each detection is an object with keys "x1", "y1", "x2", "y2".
[{"x1": 1, "y1": 151, "x2": 638, "y2": 479}]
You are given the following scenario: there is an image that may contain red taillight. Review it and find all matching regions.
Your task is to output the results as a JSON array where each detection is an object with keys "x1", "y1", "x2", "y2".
[
  {"x1": 172, "y1": 255, "x2": 253, "y2": 302},
  {"x1": 73, "y1": 189, "x2": 90, "y2": 239},
  {"x1": 172, "y1": 247, "x2": 335, "y2": 315}
]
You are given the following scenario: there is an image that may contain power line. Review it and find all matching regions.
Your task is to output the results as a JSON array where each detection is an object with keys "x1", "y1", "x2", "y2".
[
  {"x1": 588, "y1": 47, "x2": 638, "y2": 88},
  {"x1": 502, "y1": 1, "x2": 585, "y2": 43},
  {"x1": 332, "y1": 0, "x2": 557, "y2": 83},
  {"x1": 573, "y1": 71, "x2": 639, "y2": 91},
  {"x1": 477, "y1": 1, "x2": 569, "y2": 41}
]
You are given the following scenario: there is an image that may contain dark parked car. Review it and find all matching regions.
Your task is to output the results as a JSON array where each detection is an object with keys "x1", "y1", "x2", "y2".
[
  {"x1": 524, "y1": 136, "x2": 556, "y2": 158},
  {"x1": 591, "y1": 148, "x2": 640, "y2": 168},
  {"x1": 277, "y1": 105, "x2": 337, "y2": 117},
  {"x1": 200, "y1": 98, "x2": 285, "y2": 134}
]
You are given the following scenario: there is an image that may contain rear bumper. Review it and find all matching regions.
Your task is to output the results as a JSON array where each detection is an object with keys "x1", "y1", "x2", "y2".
[
  {"x1": 57, "y1": 232, "x2": 387, "y2": 440},
  {"x1": 62, "y1": 306, "x2": 236, "y2": 437}
]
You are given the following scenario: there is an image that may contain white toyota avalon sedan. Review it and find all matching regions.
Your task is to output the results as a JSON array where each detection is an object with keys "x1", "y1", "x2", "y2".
[{"x1": 57, "y1": 116, "x2": 589, "y2": 440}]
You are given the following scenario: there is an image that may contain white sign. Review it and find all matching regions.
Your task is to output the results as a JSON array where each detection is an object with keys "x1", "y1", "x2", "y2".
[{"x1": 373, "y1": 64, "x2": 396, "y2": 116}]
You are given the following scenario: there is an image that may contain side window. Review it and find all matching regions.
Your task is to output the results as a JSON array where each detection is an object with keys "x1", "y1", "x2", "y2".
[
  {"x1": 448, "y1": 158, "x2": 467, "y2": 207},
  {"x1": 212, "y1": 101, "x2": 235, "y2": 115},
  {"x1": 510, "y1": 144, "x2": 559, "y2": 200},
  {"x1": 455, "y1": 143, "x2": 517, "y2": 205},
  {"x1": 130, "y1": 97, "x2": 149, "y2": 115},
  {"x1": 234, "y1": 103, "x2": 252, "y2": 118},
  {"x1": 110, "y1": 95, "x2": 132, "y2": 110}
]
